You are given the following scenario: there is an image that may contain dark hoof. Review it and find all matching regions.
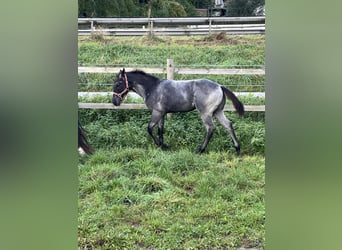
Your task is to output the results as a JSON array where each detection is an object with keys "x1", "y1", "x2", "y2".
[
  {"x1": 196, "y1": 148, "x2": 205, "y2": 154},
  {"x1": 160, "y1": 143, "x2": 169, "y2": 150},
  {"x1": 235, "y1": 145, "x2": 240, "y2": 155}
]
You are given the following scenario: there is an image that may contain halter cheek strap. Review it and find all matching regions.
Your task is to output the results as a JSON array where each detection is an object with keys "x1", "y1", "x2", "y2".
[{"x1": 113, "y1": 74, "x2": 129, "y2": 100}]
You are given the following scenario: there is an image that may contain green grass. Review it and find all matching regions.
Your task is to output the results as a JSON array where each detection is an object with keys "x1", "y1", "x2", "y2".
[
  {"x1": 78, "y1": 35, "x2": 264, "y2": 66},
  {"x1": 79, "y1": 109, "x2": 264, "y2": 155},
  {"x1": 78, "y1": 109, "x2": 265, "y2": 248},
  {"x1": 79, "y1": 149, "x2": 265, "y2": 249},
  {"x1": 78, "y1": 35, "x2": 265, "y2": 92}
]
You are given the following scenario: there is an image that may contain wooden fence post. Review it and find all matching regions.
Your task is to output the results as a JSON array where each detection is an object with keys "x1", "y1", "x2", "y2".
[
  {"x1": 166, "y1": 59, "x2": 174, "y2": 119},
  {"x1": 209, "y1": 18, "x2": 212, "y2": 35},
  {"x1": 147, "y1": 7, "x2": 154, "y2": 38},
  {"x1": 149, "y1": 20, "x2": 154, "y2": 38},
  {"x1": 90, "y1": 21, "x2": 95, "y2": 35},
  {"x1": 167, "y1": 59, "x2": 174, "y2": 80}
]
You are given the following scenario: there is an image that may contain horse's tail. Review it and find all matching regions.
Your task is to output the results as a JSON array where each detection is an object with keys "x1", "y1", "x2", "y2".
[
  {"x1": 221, "y1": 86, "x2": 244, "y2": 116},
  {"x1": 78, "y1": 121, "x2": 94, "y2": 155}
]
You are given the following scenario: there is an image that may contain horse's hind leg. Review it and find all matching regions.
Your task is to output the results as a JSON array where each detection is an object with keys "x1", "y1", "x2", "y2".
[
  {"x1": 197, "y1": 114, "x2": 215, "y2": 154},
  {"x1": 215, "y1": 110, "x2": 241, "y2": 154}
]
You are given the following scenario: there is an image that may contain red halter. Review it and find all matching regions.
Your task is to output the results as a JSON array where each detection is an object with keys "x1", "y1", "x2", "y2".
[{"x1": 113, "y1": 74, "x2": 129, "y2": 100}]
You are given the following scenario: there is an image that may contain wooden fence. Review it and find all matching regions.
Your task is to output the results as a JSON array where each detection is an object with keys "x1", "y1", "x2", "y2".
[
  {"x1": 78, "y1": 17, "x2": 265, "y2": 36},
  {"x1": 78, "y1": 67, "x2": 265, "y2": 76},
  {"x1": 78, "y1": 103, "x2": 265, "y2": 112},
  {"x1": 78, "y1": 59, "x2": 265, "y2": 112}
]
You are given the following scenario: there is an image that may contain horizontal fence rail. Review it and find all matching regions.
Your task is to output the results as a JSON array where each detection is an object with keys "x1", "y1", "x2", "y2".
[
  {"x1": 78, "y1": 66, "x2": 265, "y2": 75},
  {"x1": 78, "y1": 17, "x2": 265, "y2": 36},
  {"x1": 78, "y1": 103, "x2": 265, "y2": 112},
  {"x1": 78, "y1": 17, "x2": 265, "y2": 25}
]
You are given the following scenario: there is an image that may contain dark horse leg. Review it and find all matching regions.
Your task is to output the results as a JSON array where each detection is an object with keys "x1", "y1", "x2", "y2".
[
  {"x1": 148, "y1": 110, "x2": 167, "y2": 148},
  {"x1": 197, "y1": 114, "x2": 215, "y2": 154},
  {"x1": 215, "y1": 110, "x2": 241, "y2": 155},
  {"x1": 157, "y1": 115, "x2": 168, "y2": 149},
  {"x1": 78, "y1": 121, "x2": 93, "y2": 155}
]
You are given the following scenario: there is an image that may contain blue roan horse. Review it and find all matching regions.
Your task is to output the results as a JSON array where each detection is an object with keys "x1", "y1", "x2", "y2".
[{"x1": 112, "y1": 69, "x2": 244, "y2": 154}]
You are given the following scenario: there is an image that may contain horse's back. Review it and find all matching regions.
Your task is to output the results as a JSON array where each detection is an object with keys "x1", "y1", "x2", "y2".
[
  {"x1": 152, "y1": 79, "x2": 196, "y2": 112},
  {"x1": 160, "y1": 78, "x2": 220, "y2": 93},
  {"x1": 150, "y1": 79, "x2": 222, "y2": 113}
]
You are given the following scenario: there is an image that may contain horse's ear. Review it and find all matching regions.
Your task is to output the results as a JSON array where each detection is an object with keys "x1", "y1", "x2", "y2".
[
  {"x1": 122, "y1": 68, "x2": 125, "y2": 74},
  {"x1": 118, "y1": 69, "x2": 123, "y2": 78}
]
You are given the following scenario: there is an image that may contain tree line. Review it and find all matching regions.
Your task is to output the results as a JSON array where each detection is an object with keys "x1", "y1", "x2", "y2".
[{"x1": 78, "y1": 0, "x2": 264, "y2": 18}]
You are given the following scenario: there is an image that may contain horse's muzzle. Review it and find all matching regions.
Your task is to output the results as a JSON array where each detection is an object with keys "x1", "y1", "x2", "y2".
[{"x1": 112, "y1": 95, "x2": 121, "y2": 106}]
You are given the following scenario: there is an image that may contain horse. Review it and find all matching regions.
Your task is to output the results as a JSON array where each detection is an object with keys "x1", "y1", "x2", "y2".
[
  {"x1": 78, "y1": 120, "x2": 93, "y2": 155},
  {"x1": 112, "y1": 68, "x2": 244, "y2": 154}
]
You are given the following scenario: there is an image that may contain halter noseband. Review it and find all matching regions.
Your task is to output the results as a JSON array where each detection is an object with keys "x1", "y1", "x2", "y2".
[{"x1": 113, "y1": 74, "x2": 129, "y2": 100}]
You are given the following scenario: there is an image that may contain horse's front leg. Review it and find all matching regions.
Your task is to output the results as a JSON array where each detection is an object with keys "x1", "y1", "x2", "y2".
[
  {"x1": 158, "y1": 115, "x2": 169, "y2": 149},
  {"x1": 147, "y1": 110, "x2": 164, "y2": 148}
]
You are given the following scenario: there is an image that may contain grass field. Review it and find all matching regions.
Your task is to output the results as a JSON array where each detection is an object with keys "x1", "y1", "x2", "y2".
[
  {"x1": 78, "y1": 108, "x2": 265, "y2": 249},
  {"x1": 78, "y1": 34, "x2": 265, "y2": 249},
  {"x1": 79, "y1": 149, "x2": 264, "y2": 249},
  {"x1": 78, "y1": 34, "x2": 265, "y2": 92}
]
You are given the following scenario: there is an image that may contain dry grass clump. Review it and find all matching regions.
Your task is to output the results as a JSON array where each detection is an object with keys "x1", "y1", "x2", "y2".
[
  {"x1": 90, "y1": 26, "x2": 107, "y2": 42},
  {"x1": 201, "y1": 32, "x2": 239, "y2": 44}
]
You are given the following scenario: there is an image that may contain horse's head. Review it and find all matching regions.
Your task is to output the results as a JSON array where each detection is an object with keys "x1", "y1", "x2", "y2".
[{"x1": 112, "y1": 68, "x2": 129, "y2": 106}]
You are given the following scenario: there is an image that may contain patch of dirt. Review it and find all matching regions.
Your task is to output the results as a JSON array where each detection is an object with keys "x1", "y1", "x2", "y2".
[
  {"x1": 79, "y1": 33, "x2": 264, "y2": 47},
  {"x1": 141, "y1": 35, "x2": 167, "y2": 45},
  {"x1": 171, "y1": 32, "x2": 256, "y2": 46},
  {"x1": 199, "y1": 32, "x2": 240, "y2": 45}
]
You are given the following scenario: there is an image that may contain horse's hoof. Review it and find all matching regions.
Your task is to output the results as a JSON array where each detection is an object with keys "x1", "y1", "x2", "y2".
[
  {"x1": 160, "y1": 144, "x2": 169, "y2": 150},
  {"x1": 196, "y1": 148, "x2": 204, "y2": 154},
  {"x1": 235, "y1": 145, "x2": 240, "y2": 155}
]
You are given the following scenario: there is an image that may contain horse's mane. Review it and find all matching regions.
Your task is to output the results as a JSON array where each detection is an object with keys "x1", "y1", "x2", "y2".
[{"x1": 130, "y1": 70, "x2": 160, "y2": 81}]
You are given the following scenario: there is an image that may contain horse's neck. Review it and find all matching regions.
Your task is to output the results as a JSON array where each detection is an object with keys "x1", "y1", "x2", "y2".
[
  {"x1": 129, "y1": 74, "x2": 157, "y2": 101},
  {"x1": 131, "y1": 83, "x2": 148, "y2": 100}
]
